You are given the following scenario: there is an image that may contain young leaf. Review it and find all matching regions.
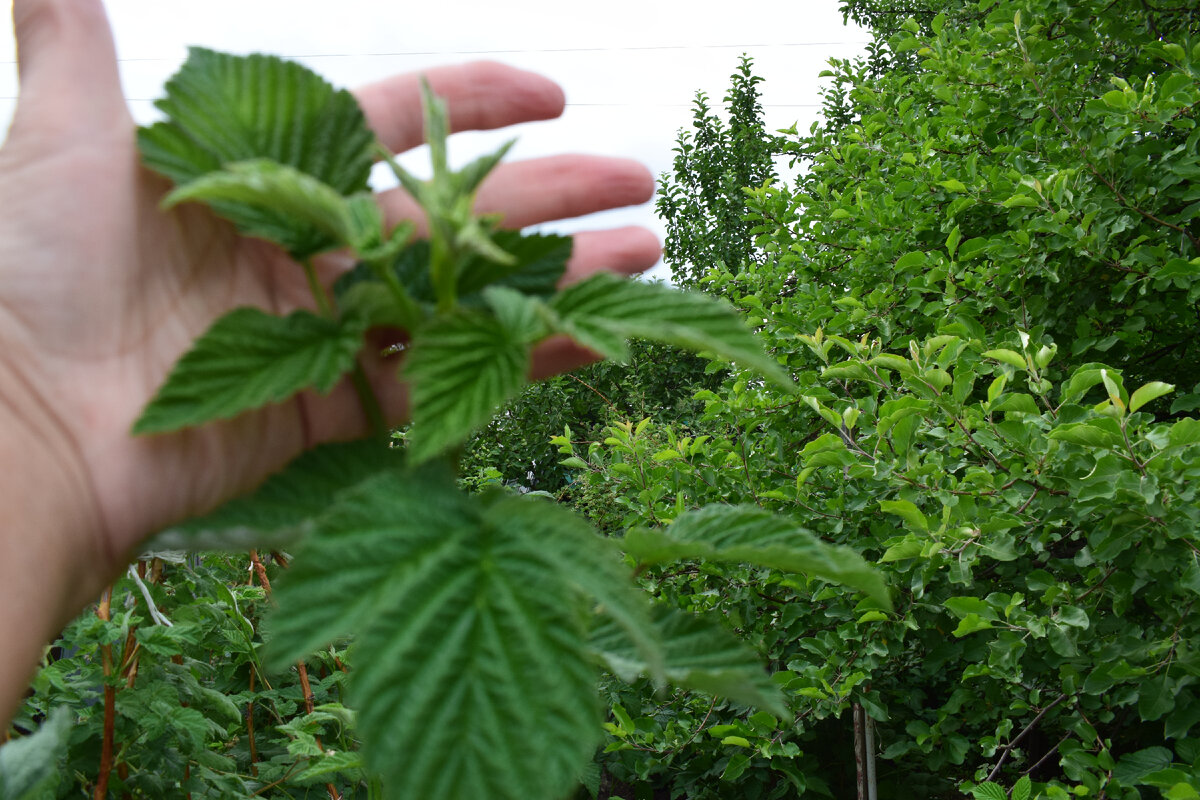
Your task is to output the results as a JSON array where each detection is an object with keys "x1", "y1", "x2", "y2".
[
  {"x1": 133, "y1": 307, "x2": 366, "y2": 435},
  {"x1": 590, "y1": 604, "x2": 786, "y2": 716},
  {"x1": 623, "y1": 505, "x2": 891, "y2": 610},
  {"x1": 456, "y1": 231, "x2": 572, "y2": 300},
  {"x1": 548, "y1": 273, "x2": 793, "y2": 389},
  {"x1": 163, "y1": 160, "x2": 406, "y2": 259},
  {"x1": 1129, "y1": 381, "x2": 1175, "y2": 412},
  {"x1": 403, "y1": 309, "x2": 531, "y2": 462},
  {"x1": 138, "y1": 47, "x2": 376, "y2": 259},
  {"x1": 335, "y1": 231, "x2": 572, "y2": 322},
  {"x1": 268, "y1": 471, "x2": 633, "y2": 800},
  {"x1": 146, "y1": 439, "x2": 401, "y2": 551}
]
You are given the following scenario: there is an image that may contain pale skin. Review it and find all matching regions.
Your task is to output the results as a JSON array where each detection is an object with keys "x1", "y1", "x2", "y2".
[{"x1": 0, "y1": 0, "x2": 660, "y2": 728}]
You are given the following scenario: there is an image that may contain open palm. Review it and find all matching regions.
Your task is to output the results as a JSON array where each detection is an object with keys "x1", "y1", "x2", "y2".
[{"x1": 0, "y1": 0, "x2": 658, "y2": 590}]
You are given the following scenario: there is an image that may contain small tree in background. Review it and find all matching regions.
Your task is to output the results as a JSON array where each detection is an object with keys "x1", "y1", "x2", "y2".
[{"x1": 656, "y1": 56, "x2": 783, "y2": 287}]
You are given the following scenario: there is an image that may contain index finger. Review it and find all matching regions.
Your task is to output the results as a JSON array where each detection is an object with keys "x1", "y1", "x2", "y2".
[{"x1": 353, "y1": 61, "x2": 566, "y2": 154}]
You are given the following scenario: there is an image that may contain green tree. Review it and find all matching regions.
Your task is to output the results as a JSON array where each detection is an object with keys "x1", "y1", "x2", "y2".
[
  {"x1": 656, "y1": 56, "x2": 782, "y2": 287},
  {"x1": 562, "y1": 2, "x2": 1200, "y2": 797}
]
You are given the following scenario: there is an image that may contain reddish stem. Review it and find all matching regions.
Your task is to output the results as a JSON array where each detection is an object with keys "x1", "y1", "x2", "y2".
[{"x1": 94, "y1": 587, "x2": 115, "y2": 800}]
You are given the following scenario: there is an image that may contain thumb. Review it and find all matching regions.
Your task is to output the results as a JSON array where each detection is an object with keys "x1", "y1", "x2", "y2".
[{"x1": 9, "y1": 0, "x2": 129, "y2": 141}]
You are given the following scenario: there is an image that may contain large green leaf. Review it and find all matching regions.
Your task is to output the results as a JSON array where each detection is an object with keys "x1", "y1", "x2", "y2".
[
  {"x1": 146, "y1": 439, "x2": 400, "y2": 551},
  {"x1": 267, "y1": 471, "x2": 647, "y2": 800},
  {"x1": 0, "y1": 707, "x2": 71, "y2": 800},
  {"x1": 623, "y1": 505, "x2": 892, "y2": 610},
  {"x1": 402, "y1": 309, "x2": 531, "y2": 462},
  {"x1": 590, "y1": 604, "x2": 785, "y2": 715},
  {"x1": 163, "y1": 160, "x2": 406, "y2": 261},
  {"x1": 138, "y1": 47, "x2": 376, "y2": 259},
  {"x1": 457, "y1": 231, "x2": 572, "y2": 300},
  {"x1": 548, "y1": 273, "x2": 793, "y2": 389},
  {"x1": 133, "y1": 307, "x2": 366, "y2": 434}
]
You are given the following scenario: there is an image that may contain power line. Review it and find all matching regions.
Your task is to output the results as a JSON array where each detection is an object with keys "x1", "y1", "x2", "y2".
[
  {"x1": 0, "y1": 40, "x2": 870, "y2": 65},
  {"x1": 0, "y1": 97, "x2": 824, "y2": 106}
]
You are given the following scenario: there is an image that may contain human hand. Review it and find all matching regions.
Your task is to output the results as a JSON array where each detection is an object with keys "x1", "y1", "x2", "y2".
[{"x1": 0, "y1": 0, "x2": 659, "y2": 601}]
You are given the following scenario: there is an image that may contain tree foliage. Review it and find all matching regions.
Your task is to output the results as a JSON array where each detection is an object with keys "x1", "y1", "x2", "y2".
[
  {"x1": 553, "y1": 1, "x2": 1200, "y2": 797},
  {"x1": 656, "y1": 56, "x2": 782, "y2": 287}
]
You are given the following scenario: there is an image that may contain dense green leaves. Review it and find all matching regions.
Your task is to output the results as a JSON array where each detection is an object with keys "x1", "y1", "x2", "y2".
[
  {"x1": 133, "y1": 307, "x2": 366, "y2": 434},
  {"x1": 545, "y1": 3, "x2": 1200, "y2": 794},
  {"x1": 139, "y1": 47, "x2": 376, "y2": 259}
]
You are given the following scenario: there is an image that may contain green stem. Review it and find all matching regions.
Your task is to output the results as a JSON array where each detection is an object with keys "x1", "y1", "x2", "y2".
[
  {"x1": 302, "y1": 259, "x2": 334, "y2": 319},
  {"x1": 430, "y1": 233, "x2": 457, "y2": 314},
  {"x1": 351, "y1": 361, "x2": 389, "y2": 439},
  {"x1": 303, "y1": 258, "x2": 389, "y2": 439},
  {"x1": 366, "y1": 255, "x2": 424, "y2": 330}
]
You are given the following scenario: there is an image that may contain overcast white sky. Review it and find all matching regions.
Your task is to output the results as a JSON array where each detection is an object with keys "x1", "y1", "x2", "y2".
[{"x1": 0, "y1": 1, "x2": 868, "y2": 276}]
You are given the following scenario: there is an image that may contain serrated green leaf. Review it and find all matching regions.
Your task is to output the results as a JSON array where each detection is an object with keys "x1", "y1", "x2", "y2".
[
  {"x1": 0, "y1": 708, "x2": 71, "y2": 800},
  {"x1": 623, "y1": 505, "x2": 891, "y2": 609},
  {"x1": 1011, "y1": 775, "x2": 1032, "y2": 800},
  {"x1": 970, "y1": 782, "x2": 1008, "y2": 800},
  {"x1": 291, "y1": 750, "x2": 365, "y2": 784},
  {"x1": 456, "y1": 139, "x2": 517, "y2": 195},
  {"x1": 268, "y1": 471, "x2": 646, "y2": 800},
  {"x1": 1129, "y1": 381, "x2": 1174, "y2": 413},
  {"x1": 145, "y1": 439, "x2": 400, "y2": 551},
  {"x1": 403, "y1": 309, "x2": 530, "y2": 462},
  {"x1": 163, "y1": 160, "x2": 403, "y2": 259},
  {"x1": 590, "y1": 604, "x2": 785, "y2": 715},
  {"x1": 335, "y1": 231, "x2": 572, "y2": 325},
  {"x1": 482, "y1": 287, "x2": 552, "y2": 344},
  {"x1": 138, "y1": 47, "x2": 376, "y2": 259},
  {"x1": 134, "y1": 307, "x2": 366, "y2": 435},
  {"x1": 458, "y1": 232, "x2": 572, "y2": 301},
  {"x1": 548, "y1": 273, "x2": 793, "y2": 390}
]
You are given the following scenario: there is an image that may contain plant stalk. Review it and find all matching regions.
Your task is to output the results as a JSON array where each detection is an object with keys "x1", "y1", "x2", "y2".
[{"x1": 94, "y1": 587, "x2": 116, "y2": 800}]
